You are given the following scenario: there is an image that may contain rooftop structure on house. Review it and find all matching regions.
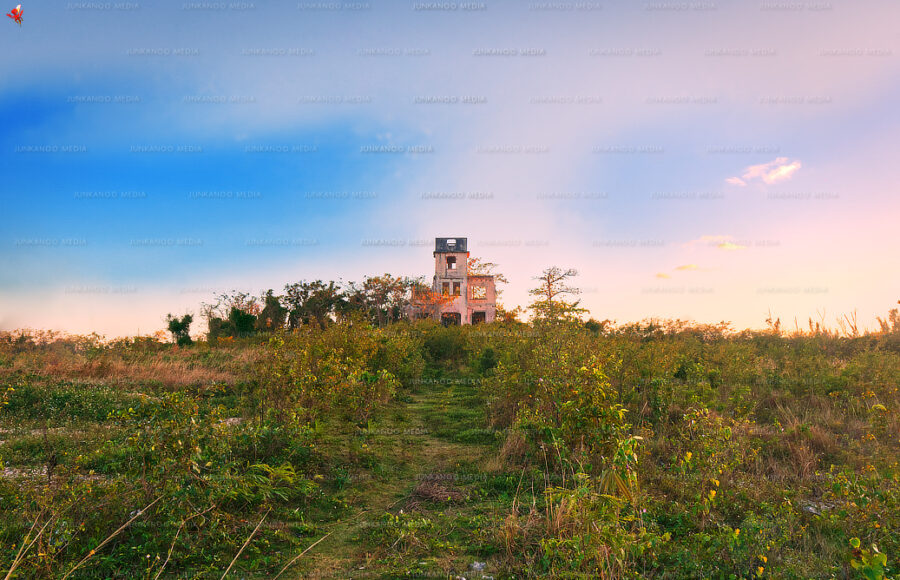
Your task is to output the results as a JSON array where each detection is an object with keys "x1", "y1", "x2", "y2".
[{"x1": 408, "y1": 237, "x2": 496, "y2": 325}]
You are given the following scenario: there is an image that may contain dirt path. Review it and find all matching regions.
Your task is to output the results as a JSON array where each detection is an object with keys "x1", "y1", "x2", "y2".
[{"x1": 288, "y1": 379, "x2": 496, "y2": 579}]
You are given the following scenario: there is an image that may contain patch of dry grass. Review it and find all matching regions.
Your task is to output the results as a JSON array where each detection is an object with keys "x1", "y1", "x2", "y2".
[
  {"x1": 4, "y1": 352, "x2": 233, "y2": 387},
  {"x1": 0, "y1": 330, "x2": 266, "y2": 387}
]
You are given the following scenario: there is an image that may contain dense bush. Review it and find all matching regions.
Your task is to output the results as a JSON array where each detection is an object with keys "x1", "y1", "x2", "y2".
[
  {"x1": 476, "y1": 320, "x2": 900, "y2": 577},
  {"x1": 1, "y1": 320, "x2": 898, "y2": 578},
  {"x1": 252, "y1": 320, "x2": 423, "y2": 424}
]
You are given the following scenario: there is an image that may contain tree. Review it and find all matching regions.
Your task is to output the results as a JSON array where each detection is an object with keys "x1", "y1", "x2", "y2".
[
  {"x1": 875, "y1": 302, "x2": 900, "y2": 334},
  {"x1": 584, "y1": 318, "x2": 613, "y2": 335},
  {"x1": 528, "y1": 266, "x2": 588, "y2": 322},
  {"x1": 283, "y1": 280, "x2": 344, "y2": 329},
  {"x1": 256, "y1": 289, "x2": 287, "y2": 331},
  {"x1": 165, "y1": 313, "x2": 193, "y2": 346},
  {"x1": 228, "y1": 307, "x2": 257, "y2": 337},
  {"x1": 495, "y1": 305, "x2": 525, "y2": 323},
  {"x1": 342, "y1": 274, "x2": 417, "y2": 326},
  {"x1": 202, "y1": 291, "x2": 261, "y2": 341},
  {"x1": 202, "y1": 291, "x2": 260, "y2": 321}
]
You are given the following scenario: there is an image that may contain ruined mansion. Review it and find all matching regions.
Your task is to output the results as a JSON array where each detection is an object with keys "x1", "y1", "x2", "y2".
[{"x1": 408, "y1": 237, "x2": 497, "y2": 325}]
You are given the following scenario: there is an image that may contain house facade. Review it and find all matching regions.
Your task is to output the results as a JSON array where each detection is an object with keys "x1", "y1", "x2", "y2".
[{"x1": 411, "y1": 237, "x2": 496, "y2": 325}]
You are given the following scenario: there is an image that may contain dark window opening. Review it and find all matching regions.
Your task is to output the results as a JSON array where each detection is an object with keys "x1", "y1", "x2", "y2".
[
  {"x1": 453, "y1": 282, "x2": 461, "y2": 296},
  {"x1": 442, "y1": 282, "x2": 450, "y2": 295},
  {"x1": 441, "y1": 312, "x2": 461, "y2": 326},
  {"x1": 472, "y1": 311, "x2": 486, "y2": 324},
  {"x1": 446, "y1": 256, "x2": 457, "y2": 270}
]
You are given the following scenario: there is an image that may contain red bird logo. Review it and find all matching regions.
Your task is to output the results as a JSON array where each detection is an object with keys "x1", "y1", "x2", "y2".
[{"x1": 7, "y1": 4, "x2": 22, "y2": 26}]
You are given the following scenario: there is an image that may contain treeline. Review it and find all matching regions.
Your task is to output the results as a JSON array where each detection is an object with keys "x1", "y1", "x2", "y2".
[
  {"x1": 178, "y1": 264, "x2": 526, "y2": 344},
  {"x1": 200, "y1": 275, "x2": 422, "y2": 342},
  {"x1": 166, "y1": 268, "x2": 900, "y2": 347}
]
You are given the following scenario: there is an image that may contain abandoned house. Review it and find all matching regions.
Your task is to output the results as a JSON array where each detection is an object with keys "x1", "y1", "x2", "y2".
[{"x1": 408, "y1": 237, "x2": 497, "y2": 325}]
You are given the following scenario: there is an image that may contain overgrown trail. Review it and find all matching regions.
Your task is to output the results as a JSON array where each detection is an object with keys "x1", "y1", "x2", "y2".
[{"x1": 291, "y1": 376, "x2": 501, "y2": 579}]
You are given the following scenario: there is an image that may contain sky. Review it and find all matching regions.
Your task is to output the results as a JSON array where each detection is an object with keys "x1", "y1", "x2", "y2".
[{"x1": 1, "y1": 0, "x2": 898, "y2": 337}]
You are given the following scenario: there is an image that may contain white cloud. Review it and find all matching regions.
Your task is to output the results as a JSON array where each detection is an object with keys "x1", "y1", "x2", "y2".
[
  {"x1": 728, "y1": 157, "x2": 802, "y2": 186},
  {"x1": 760, "y1": 160, "x2": 802, "y2": 184}
]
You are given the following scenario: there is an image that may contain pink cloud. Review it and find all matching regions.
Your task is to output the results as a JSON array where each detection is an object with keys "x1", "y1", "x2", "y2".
[{"x1": 727, "y1": 157, "x2": 802, "y2": 186}]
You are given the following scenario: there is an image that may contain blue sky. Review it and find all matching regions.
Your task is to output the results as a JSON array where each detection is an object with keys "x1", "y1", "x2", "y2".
[{"x1": 1, "y1": 0, "x2": 898, "y2": 336}]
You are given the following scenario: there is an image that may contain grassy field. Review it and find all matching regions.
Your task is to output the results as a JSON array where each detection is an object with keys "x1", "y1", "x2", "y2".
[{"x1": 1, "y1": 319, "x2": 898, "y2": 578}]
